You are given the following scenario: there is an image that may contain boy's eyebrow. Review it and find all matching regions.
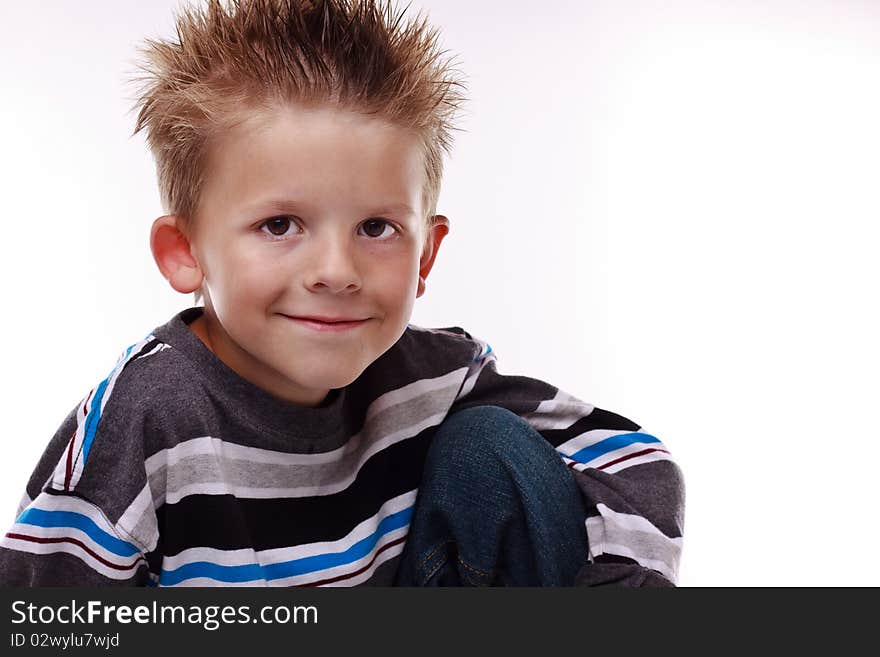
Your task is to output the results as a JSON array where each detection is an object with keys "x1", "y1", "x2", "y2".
[{"x1": 246, "y1": 198, "x2": 416, "y2": 217}]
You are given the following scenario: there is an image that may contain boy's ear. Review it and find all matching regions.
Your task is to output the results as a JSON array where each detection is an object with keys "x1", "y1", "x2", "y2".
[
  {"x1": 150, "y1": 215, "x2": 204, "y2": 294},
  {"x1": 417, "y1": 214, "x2": 450, "y2": 298}
]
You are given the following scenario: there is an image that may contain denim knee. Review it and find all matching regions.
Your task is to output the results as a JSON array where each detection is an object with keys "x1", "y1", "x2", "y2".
[
  {"x1": 402, "y1": 404, "x2": 589, "y2": 586},
  {"x1": 429, "y1": 404, "x2": 570, "y2": 479}
]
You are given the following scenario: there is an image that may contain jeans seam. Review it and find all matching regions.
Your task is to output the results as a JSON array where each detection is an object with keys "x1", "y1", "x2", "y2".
[
  {"x1": 420, "y1": 557, "x2": 444, "y2": 584},
  {"x1": 416, "y1": 540, "x2": 454, "y2": 584},
  {"x1": 416, "y1": 540, "x2": 453, "y2": 573},
  {"x1": 457, "y1": 556, "x2": 493, "y2": 585},
  {"x1": 415, "y1": 540, "x2": 495, "y2": 585}
]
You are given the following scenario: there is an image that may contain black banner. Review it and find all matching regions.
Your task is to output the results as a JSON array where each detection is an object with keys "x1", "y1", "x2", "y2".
[{"x1": 0, "y1": 587, "x2": 870, "y2": 655}]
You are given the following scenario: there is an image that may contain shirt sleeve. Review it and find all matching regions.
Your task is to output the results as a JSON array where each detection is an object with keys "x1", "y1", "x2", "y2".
[
  {"x1": 449, "y1": 333, "x2": 685, "y2": 587},
  {"x1": 0, "y1": 345, "x2": 160, "y2": 586},
  {"x1": 0, "y1": 494, "x2": 151, "y2": 587}
]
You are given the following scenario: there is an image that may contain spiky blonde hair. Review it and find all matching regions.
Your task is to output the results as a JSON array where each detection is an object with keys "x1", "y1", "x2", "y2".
[{"x1": 127, "y1": 0, "x2": 468, "y2": 239}]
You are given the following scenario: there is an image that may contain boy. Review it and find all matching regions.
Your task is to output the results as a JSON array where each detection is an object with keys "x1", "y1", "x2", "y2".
[{"x1": 0, "y1": 0, "x2": 684, "y2": 586}]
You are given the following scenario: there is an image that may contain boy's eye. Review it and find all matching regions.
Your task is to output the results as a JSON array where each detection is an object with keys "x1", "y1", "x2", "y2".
[
  {"x1": 361, "y1": 219, "x2": 396, "y2": 239},
  {"x1": 260, "y1": 216, "x2": 295, "y2": 237},
  {"x1": 257, "y1": 216, "x2": 397, "y2": 240}
]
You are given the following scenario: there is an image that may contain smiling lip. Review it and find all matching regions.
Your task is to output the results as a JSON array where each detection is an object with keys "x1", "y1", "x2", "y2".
[{"x1": 282, "y1": 315, "x2": 369, "y2": 332}]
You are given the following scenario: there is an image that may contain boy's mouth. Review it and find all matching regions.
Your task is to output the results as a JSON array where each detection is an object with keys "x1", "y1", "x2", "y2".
[{"x1": 281, "y1": 314, "x2": 370, "y2": 333}]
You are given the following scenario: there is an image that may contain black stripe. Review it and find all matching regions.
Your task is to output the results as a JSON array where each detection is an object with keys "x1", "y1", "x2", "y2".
[
  {"x1": 539, "y1": 408, "x2": 641, "y2": 448},
  {"x1": 352, "y1": 326, "x2": 478, "y2": 400},
  {"x1": 125, "y1": 338, "x2": 162, "y2": 367},
  {"x1": 451, "y1": 371, "x2": 557, "y2": 418},
  {"x1": 449, "y1": 361, "x2": 640, "y2": 447},
  {"x1": 154, "y1": 426, "x2": 435, "y2": 554}
]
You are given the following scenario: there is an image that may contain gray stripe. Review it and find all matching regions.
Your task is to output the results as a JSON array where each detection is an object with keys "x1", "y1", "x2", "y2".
[{"x1": 153, "y1": 382, "x2": 460, "y2": 502}]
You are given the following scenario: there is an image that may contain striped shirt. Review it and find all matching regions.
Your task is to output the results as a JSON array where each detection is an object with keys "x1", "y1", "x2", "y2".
[{"x1": 0, "y1": 307, "x2": 684, "y2": 586}]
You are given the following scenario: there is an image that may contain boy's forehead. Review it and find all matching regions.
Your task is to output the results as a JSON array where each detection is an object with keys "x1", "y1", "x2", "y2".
[{"x1": 198, "y1": 101, "x2": 427, "y2": 219}]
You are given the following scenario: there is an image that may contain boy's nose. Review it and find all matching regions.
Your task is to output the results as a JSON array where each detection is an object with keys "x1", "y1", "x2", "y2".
[{"x1": 303, "y1": 234, "x2": 363, "y2": 294}]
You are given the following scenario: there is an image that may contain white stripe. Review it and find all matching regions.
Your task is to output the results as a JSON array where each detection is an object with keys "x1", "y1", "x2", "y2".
[
  {"x1": 364, "y1": 367, "x2": 468, "y2": 423},
  {"x1": 146, "y1": 436, "x2": 342, "y2": 472},
  {"x1": 556, "y1": 428, "x2": 638, "y2": 460},
  {"x1": 161, "y1": 545, "x2": 262, "y2": 571},
  {"x1": 585, "y1": 515, "x2": 606, "y2": 559},
  {"x1": 116, "y1": 484, "x2": 158, "y2": 552},
  {"x1": 522, "y1": 390, "x2": 595, "y2": 431},
  {"x1": 1, "y1": 536, "x2": 144, "y2": 581},
  {"x1": 586, "y1": 504, "x2": 681, "y2": 583}
]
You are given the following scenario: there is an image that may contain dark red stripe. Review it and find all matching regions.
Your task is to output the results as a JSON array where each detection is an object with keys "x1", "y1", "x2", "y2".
[
  {"x1": 64, "y1": 390, "x2": 94, "y2": 491},
  {"x1": 597, "y1": 448, "x2": 669, "y2": 471},
  {"x1": 300, "y1": 534, "x2": 408, "y2": 587},
  {"x1": 6, "y1": 533, "x2": 143, "y2": 572},
  {"x1": 81, "y1": 389, "x2": 94, "y2": 417}
]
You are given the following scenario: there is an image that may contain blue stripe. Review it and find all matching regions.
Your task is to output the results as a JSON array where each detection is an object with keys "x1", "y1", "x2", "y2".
[
  {"x1": 81, "y1": 344, "x2": 135, "y2": 464},
  {"x1": 474, "y1": 344, "x2": 492, "y2": 361},
  {"x1": 159, "y1": 505, "x2": 413, "y2": 586},
  {"x1": 17, "y1": 508, "x2": 141, "y2": 558},
  {"x1": 568, "y1": 432, "x2": 661, "y2": 465}
]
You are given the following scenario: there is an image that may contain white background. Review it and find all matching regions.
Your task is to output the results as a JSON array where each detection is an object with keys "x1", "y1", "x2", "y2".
[{"x1": 1, "y1": 0, "x2": 878, "y2": 586}]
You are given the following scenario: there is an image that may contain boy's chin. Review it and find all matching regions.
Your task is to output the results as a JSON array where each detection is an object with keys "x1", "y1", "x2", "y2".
[{"x1": 297, "y1": 365, "x2": 367, "y2": 393}]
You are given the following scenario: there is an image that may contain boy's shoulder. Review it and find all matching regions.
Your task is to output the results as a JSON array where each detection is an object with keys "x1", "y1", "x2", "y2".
[
  {"x1": 65, "y1": 313, "x2": 220, "y2": 463},
  {"x1": 13, "y1": 328, "x2": 198, "y2": 524},
  {"x1": 399, "y1": 323, "x2": 491, "y2": 363},
  {"x1": 67, "y1": 330, "x2": 207, "y2": 465},
  {"x1": 93, "y1": 331, "x2": 207, "y2": 420},
  {"x1": 346, "y1": 323, "x2": 495, "y2": 409},
  {"x1": 361, "y1": 323, "x2": 491, "y2": 383}
]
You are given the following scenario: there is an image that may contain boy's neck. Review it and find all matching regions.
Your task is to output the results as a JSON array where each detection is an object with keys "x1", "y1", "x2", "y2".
[{"x1": 184, "y1": 308, "x2": 333, "y2": 408}]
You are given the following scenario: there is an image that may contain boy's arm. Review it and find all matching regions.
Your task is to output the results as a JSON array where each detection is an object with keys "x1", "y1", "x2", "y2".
[
  {"x1": 0, "y1": 397, "x2": 153, "y2": 587},
  {"x1": 0, "y1": 494, "x2": 151, "y2": 586},
  {"x1": 450, "y1": 337, "x2": 685, "y2": 587}
]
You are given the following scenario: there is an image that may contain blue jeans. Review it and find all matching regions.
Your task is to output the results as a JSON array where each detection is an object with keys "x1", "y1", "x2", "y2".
[{"x1": 394, "y1": 405, "x2": 589, "y2": 586}]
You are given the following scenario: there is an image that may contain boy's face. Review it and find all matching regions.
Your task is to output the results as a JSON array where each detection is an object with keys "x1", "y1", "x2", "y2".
[{"x1": 165, "y1": 102, "x2": 447, "y2": 407}]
